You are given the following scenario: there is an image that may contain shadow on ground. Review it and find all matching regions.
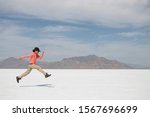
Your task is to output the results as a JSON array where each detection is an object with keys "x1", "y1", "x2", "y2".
[{"x1": 20, "y1": 84, "x2": 54, "y2": 88}]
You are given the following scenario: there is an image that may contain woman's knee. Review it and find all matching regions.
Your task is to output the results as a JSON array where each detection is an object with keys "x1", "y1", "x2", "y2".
[{"x1": 36, "y1": 66, "x2": 42, "y2": 70}]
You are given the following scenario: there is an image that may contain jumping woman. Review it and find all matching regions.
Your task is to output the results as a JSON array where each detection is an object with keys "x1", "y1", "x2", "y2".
[{"x1": 16, "y1": 47, "x2": 51, "y2": 83}]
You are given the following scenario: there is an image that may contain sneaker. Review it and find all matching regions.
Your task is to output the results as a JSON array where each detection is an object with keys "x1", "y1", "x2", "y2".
[
  {"x1": 45, "y1": 73, "x2": 51, "y2": 78},
  {"x1": 16, "y1": 76, "x2": 21, "y2": 83}
]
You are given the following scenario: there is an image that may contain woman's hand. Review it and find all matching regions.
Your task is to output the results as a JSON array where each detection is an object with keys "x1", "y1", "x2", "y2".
[{"x1": 39, "y1": 51, "x2": 45, "y2": 59}]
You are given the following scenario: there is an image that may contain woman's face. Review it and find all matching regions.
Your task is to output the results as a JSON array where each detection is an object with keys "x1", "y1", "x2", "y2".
[{"x1": 35, "y1": 51, "x2": 39, "y2": 54}]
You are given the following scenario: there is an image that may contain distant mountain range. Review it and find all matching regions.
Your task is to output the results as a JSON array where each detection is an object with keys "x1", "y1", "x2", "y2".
[{"x1": 0, "y1": 55, "x2": 132, "y2": 69}]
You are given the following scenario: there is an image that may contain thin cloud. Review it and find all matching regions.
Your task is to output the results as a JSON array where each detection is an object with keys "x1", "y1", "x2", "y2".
[
  {"x1": 41, "y1": 25, "x2": 86, "y2": 33},
  {"x1": 118, "y1": 31, "x2": 146, "y2": 38}
]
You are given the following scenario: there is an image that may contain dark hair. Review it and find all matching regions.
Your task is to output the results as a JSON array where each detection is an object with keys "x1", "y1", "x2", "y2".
[{"x1": 33, "y1": 47, "x2": 40, "y2": 52}]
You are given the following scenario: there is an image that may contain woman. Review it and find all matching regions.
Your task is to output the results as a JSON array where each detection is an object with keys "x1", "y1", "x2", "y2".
[{"x1": 16, "y1": 47, "x2": 51, "y2": 83}]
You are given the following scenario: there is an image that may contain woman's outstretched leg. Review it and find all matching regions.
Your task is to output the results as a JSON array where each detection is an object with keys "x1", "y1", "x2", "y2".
[
  {"x1": 16, "y1": 65, "x2": 32, "y2": 83},
  {"x1": 29, "y1": 64, "x2": 51, "y2": 78}
]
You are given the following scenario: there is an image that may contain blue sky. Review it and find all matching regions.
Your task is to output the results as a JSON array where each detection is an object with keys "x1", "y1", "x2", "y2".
[{"x1": 0, "y1": 0, "x2": 150, "y2": 66}]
